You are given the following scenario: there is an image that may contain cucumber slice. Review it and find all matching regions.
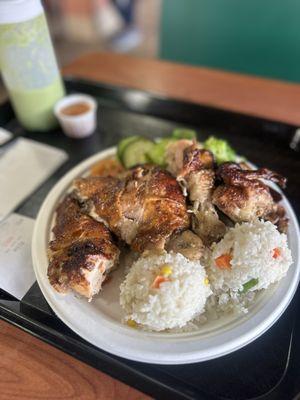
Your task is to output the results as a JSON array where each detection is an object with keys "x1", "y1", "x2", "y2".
[
  {"x1": 122, "y1": 138, "x2": 155, "y2": 168},
  {"x1": 146, "y1": 138, "x2": 176, "y2": 166},
  {"x1": 172, "y1": 128, "x2": 197, "y2": 140},
  {"x1": 117, "y1": 136, "x2": 141, "y2": 161}
]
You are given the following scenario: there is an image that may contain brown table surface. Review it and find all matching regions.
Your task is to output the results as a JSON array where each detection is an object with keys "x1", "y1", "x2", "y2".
[{"x1": 1, "y1": 52, "x2": 300, "y2": 400}]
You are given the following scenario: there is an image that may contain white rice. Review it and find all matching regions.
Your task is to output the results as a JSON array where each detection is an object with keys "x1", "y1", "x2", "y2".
[
  {"x1": 120, "y1": 251, "x2": 212, "y2": 331},
  {"x1": 208, "y1": 220, "x2": 293, "y2": 296}
]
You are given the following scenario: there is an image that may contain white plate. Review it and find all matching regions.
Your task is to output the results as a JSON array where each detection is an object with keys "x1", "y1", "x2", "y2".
[{"x1": 32, "y1": 147, "x2": 300, "y2": 364}]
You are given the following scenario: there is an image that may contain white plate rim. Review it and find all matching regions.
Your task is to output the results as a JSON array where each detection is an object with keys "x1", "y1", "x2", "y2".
[{"x1": 31, "y1": 147, "x2": 300, "y2": 364}]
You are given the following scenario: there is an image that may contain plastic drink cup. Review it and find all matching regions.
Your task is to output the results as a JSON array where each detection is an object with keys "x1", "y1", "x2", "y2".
[{"x1": 0, "y1": 0, "x2": 65, "y2": 131}]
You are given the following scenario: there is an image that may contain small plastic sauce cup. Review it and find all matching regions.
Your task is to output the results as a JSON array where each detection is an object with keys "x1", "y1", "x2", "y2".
[{"x1": 54, "y1": 94, "x2": 97, "y2": 138}]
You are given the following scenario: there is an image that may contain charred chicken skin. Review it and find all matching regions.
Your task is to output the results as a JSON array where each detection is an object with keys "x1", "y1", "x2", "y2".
[
  {"x1": 212, "y1": 162, "x2": 288, "y2": 231},
  {"x1": 48, "y1": 195, "x2": 120, "y2": 299},
  {"x1": 73, "y1": 165, "x2": 190, "y2": 252},
  {"x1": 166, "y1": 140, "x2": 226, "y2": 244}
]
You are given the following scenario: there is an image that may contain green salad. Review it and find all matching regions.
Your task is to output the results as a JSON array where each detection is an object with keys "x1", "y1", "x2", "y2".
[
  {"x1": 203, "y1": 136, "x2": 236, "y2": 165},
  {"x1": 117, "y1": 129, "x2": 237, "y2": 169}
]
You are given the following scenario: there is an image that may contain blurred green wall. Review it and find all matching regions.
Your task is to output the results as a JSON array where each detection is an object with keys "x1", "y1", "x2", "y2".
[{"x1": 160, "y1": 0, "x2": 300, "y2": 82}]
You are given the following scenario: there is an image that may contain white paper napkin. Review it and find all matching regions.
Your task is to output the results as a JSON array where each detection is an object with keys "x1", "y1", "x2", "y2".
[
  {"x1": 0, "y1": 213, "x2": 36, "y2": 300},
  {"x1": 0, "y1": 127, "x2": 12, "y2": 145},
  {"x1": 0, "y1": 136, "x2": 68, "y2": 221}
]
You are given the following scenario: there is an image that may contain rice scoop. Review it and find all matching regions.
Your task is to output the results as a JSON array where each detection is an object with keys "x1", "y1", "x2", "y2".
[
  {"x1": 208, "y1": 220, "x2": 293, "y2": 294},
  {"x1": 120, "y1": 252, "x2": 212, "y2": 331}
]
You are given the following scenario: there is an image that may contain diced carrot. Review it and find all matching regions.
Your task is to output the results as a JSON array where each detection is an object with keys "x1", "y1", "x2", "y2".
[
  {"x1": 215, "y1": 253, "x2": 232, "y2": 270},
  {"x1": 151, "y1": 275, "x2": 170, "y2": 289},
  {"x1": 273, "y1": 247, "x2": 281, "y2": 259}
]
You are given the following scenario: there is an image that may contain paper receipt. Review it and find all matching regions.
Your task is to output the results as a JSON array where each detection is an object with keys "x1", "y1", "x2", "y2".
[{"x1": 0, "y1": 213, "x2": 36, "y2": 300}]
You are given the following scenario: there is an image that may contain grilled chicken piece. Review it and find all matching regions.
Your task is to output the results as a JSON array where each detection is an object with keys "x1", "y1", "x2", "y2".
[
  {"x1": 166, "y1": 141, "x2": 226, "y2": 244},
  {"x1": 48, "y1": 195, "x2": 120, "y2": 299},
  {"x1": 166, "y1": 230, "x2": 204, "y2": 261},
  {"x1": 74, "y1": 165, "x2": 190, "y2": 252},
  {"x1": 192, "y1": 207, "x2": 227, "y2": 245},
  {"x1": 166, "y1": 139, "x2": 194, "y2": 178},
  {"x1": 166, "y1": 140, "x2": 214, "y2": 200},
  {"x1": 215, "y1": 162, "x2": 286, "y2": 188},
  {"x1": 212, "y1": 162, "x2": 288, "y2": 229},
  {"x1": 265, "y1": 205, "x2": 289, "y2": 234}
]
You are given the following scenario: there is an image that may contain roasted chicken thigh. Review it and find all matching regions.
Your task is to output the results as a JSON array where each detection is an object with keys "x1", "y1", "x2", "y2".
[
  {"x1": 166, "y1": 140, "x2": 226, "y2": 244},
  {"x1": 212, "y1": 162, "x2": 288, "y2": 231},
  {"x1": 74, "y1": 165, "x2": 190, "y2": 252},
  {"x1": 48, "y1": 195, "x2": 120, "y2": 299}
]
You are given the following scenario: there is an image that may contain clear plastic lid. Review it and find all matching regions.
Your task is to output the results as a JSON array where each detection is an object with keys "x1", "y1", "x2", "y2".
[{"x1": 0, "y1": 0, "x2": 43, "y2": 24}]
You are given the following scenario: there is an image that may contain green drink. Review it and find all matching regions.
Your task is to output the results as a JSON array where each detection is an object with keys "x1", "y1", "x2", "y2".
[
  {"x1": 0, "y1": 1, "x2": 65, "y2": 131},
  {"x1": 9, "y1": 77, "x2": 64, "y2": 131}
]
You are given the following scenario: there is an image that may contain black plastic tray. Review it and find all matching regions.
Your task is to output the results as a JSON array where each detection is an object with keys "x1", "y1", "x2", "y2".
[{"x1": 0, "y1": 77, "x2": 299, "y2": 400}]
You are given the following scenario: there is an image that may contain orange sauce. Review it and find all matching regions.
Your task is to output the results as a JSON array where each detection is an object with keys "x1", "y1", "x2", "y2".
[{"x1": 61, "y1": 102, "x2": 91, "y2": 116}]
